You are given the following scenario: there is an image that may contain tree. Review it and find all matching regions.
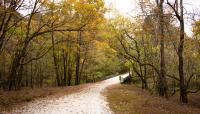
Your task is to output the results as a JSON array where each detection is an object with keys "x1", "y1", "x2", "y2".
[
  {"x1": 156, "y1": 0, "x2": 168, "y2": 97},
  {"x1": 167, "y1": 0, "x2": 188, "y2": 103}
]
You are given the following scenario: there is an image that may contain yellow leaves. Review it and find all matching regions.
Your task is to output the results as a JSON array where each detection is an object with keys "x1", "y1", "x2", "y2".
[
  {"x1": 80, "y1": 58, "x2": 84, "y2": 63},
  {"x1": 125, "y1": 61, "x2": 132, "y2": 67},
  {"x1": 93, "y1": 40, "x2": 117, "y2": 63},
  {"x1": 193, "y1": 20, "x2": 200, "y2": 37},
  {"x1": 59, "y1": 44, "x2": 68, "y2": 50},
  {"x1": 95, "y1": 40, "x2": 111, "y2": 51},
  {"x1": 152, "y1": 46, "x2": 159, "y2": 53},
  {"x1": 39, "y1": 0, "x2": 49, "y2": 4},
  {"x1": 48, "y1": 0, "x2": 106, "y2": 32},
  {"x1": 73, "y1": 0, "x2": 105, "y2": 25},
  {"x1": 192, "y1": 52, "x2": 197, "y2": 58},
  {"x1": 43, "y1": 0, "x2": 57, "y2": 9}
]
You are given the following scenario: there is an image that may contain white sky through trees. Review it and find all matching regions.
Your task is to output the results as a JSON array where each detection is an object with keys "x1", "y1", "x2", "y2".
[
  {"x1": 18, "y1": 0, "x2": 200, "y2": 36},
  {"x1": 104, "y1": 0, "x2": 200, "y2": 36}
]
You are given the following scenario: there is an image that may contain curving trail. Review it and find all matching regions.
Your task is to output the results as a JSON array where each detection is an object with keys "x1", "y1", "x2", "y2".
[{"x1": 11, "y1": 74, "x2": 128, "y2": 114}]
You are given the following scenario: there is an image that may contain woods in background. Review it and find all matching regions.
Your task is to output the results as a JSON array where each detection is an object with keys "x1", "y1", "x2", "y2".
[
  {"x1": 108, "y1": 0, "x2": 200, "y2": 103},
  {"x1": 0, "y1": 0, "x2": 126, "y2": 91}
]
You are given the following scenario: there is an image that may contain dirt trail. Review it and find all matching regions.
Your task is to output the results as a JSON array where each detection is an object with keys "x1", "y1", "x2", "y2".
[{"x1": 10, "y1": 74, "x2": 128, "y2": 114}]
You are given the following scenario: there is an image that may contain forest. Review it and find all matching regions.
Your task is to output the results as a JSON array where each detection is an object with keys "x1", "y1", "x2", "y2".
[
  {"x1": 0, "y1": 0, "x2": 128, "y2": 91},
  {"x1": 0, "y1": 0, "x2": 200, "y2": 109}
]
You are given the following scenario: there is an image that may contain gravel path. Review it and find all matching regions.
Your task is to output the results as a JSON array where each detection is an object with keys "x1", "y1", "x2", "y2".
[{"x1": 10, "y1": 74, "x2": 128, "y2": 114}]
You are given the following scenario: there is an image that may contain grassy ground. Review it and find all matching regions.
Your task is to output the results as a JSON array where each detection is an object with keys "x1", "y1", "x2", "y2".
[
  {"x1": 105, "y1": 84, "x2": 200, "y2": 114},
  {"x1": 0, "y1": 84, "x2": 88, "y2": 112}
]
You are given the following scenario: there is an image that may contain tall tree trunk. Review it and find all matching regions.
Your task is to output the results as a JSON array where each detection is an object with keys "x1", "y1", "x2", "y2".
[
  {"x1": 157, "y1": 0, "x2": 168, "y2": 97},
  {"x1": 1, "y1": 52, "x2": 6, "y2": 89},
  {"x1": 17, "y1": 64, "x2": 23, "y2": 90},
  {"x1": 38, "y1": 61, "x2": 43, "y2": 88},
  {"x1": 67, "y1": 63, "x2": 72, "y2": 86},
  {"x1": 51, "y1": 30, "x2": 61, "y2": 86},
  {"x1": 17, "y1": 58, "x2": 25, "y2": 90},
  {"x1": 67, "y1": 41, "x2": 72, "y2": 86},
  {"x1": 142, "y1": 36, "x2": 148, "y2": 89},
  {"x1": 62, "y1": 49, "x2": 67, "y2": 86},
  {"x1": 7, "y1": 54, "x2": 22, "y2": 90},
  {"x1": 30, "y1": 60, "x2": 33, "y2": 89},
  {"x1": 166, "y1": 0, "x2": 188, "y2": 103},
  {"x1": 79, "y1": 51, "x2": 87, "y2": 84},
  {"x1": 75, "y1": 31, "x2": 81, "y2": 85},
  {"x1": 178, "y1": 0, "x2": 188, "y2": 103},
  {"x1": 25, "y1": 63, "x2": 28, "y2": 87}
]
